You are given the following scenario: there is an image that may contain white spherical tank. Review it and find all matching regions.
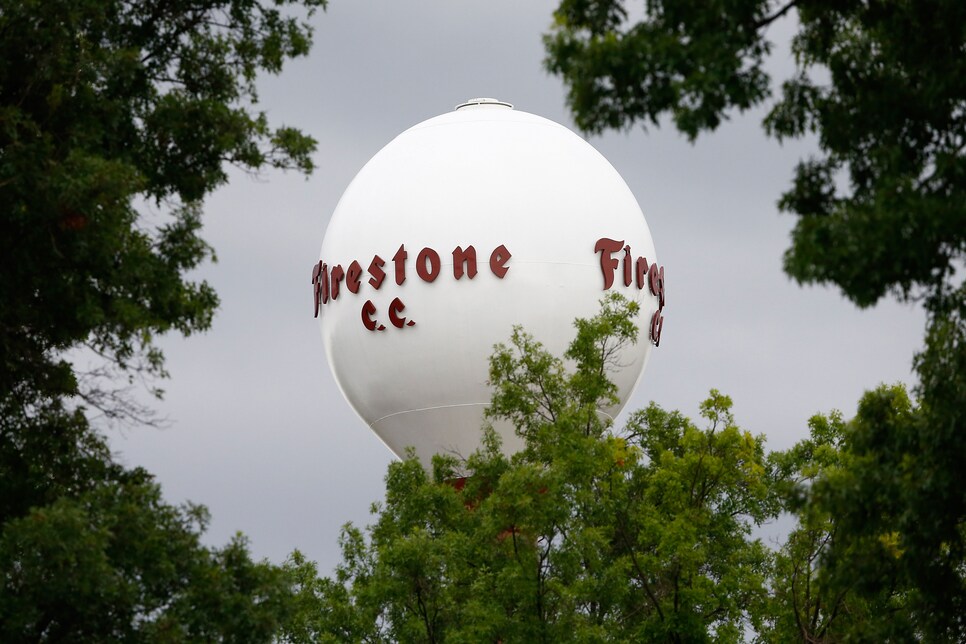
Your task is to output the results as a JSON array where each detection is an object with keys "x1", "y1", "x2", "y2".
[{"x1": 314, "y1": 99, "x2": 665, "y2": 466}]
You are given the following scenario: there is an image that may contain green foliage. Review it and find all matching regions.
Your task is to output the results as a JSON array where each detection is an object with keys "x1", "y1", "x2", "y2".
[
  {"x1": 0, "y1": 412, "x2": 297, "y2": 642},
  {"x1": 545, "y1": 0, "x2": 965, "y2": 310},
  {"x1": 303, "y1": 296, "x2": 779, "y2": 642},
  {"x1": 545, "y1": 3, "x2": 966, "y2": 638},
  {"x1": 0, "y1": 1, "x2": 324, "y2": 640},
  {"x1": 810, "y1": 306, "x2": 966, "y2": 642},
  {"x1": 759, "y1": 326, "x2": 965, "y2": 642},
  {"x1": 769, "y1": 3, "x2": 965, "y2": 308},
  {"x1": 487, "y1": 294, "x2": 639, "y2": 449},
  {"x1": 546, "y1": 0, "x2": 774, "y2": 139},
  {"x1": 305, "y1": 296, "x2": 962, "y2": 642},
  {"x1": 0, "y1": 0, "x2": 322, "y2": 407},
  {"x1": 760, "y1": 411, "x2": 905, "y2": 643}
]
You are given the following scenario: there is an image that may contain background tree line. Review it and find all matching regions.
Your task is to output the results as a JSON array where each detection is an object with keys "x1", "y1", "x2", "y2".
[
  {"x1": 0, "y1": 0, "x2": 323, "y2": 639},
  {"x1": 282, "y1": 295, "x2": 943, "y2": 642},
  {"x1": 544, "y1": 1, "x2": 965, "y2": 639},
  {"x1": 1, "y1": 0, "x2": 962, "y2": 641}
]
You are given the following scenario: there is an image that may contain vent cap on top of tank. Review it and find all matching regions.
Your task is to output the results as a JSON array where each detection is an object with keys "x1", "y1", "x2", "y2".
[{"x1": 455, "y1": 97, "x2": 513, "y2": 110}]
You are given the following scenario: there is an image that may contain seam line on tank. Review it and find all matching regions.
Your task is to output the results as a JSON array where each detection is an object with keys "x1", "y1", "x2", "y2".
[
  {"x1": 369, "y1": 402, "x2": 492, "y2": 427},
  {"x1": 369, "y1": 403, "x2": 615, "y2": 427}
]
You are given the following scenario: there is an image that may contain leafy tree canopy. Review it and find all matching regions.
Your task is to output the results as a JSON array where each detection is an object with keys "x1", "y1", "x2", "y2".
[
  {"x1": 545, "y1": 4, "x2": 966, "y2": 638},
  {"x1": 286, "y1": 296, "x2": 852, "y2": 642},
  {"x1": 0, "y1": 1, "x2": 324, "y2": 639},
  {"x1": 297, "y1": 295, "x2": 948, "y2": 642},
  {"x1": 545, "y1": 0, "x2": 965, "y2": 311},
  {"x1": 0, "y1": 0, "x2": 321, "y2": 411},
  {"x1": 812, "y1": 307, "x2": 966, "y2": 641}
]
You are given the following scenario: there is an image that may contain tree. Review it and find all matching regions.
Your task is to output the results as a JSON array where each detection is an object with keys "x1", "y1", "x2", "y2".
[
  {"x1": 544, "y1": 2, "x2": 966, "y2": 638},
  {"x1": 761, "y1": 409, "x2": 912, "y2": 643},
  {"x1": 0, "y1": 0, "x2": 320, "y2": 413},
  {"x1": 0, "y1": 460, "x2": 297, "y2": 641},
  {"x1": 812, "y1": 357, "x2": 966, "y2": 641},
  {"x1": 0, "y1": 0, "x2": 324, "y2": 639},
  {"x1": 545, "y1": 0, "x2": 964, "y2": 312},
  {"x1": 294, "y1": 296, "x2": 778, "y2": 642},
  {"x1": 301, "y1": 297, "x2": 945, "y2": 642}
]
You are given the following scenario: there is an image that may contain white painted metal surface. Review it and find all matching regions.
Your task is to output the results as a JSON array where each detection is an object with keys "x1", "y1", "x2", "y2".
[{"x1": 317, "y1": 100, "x2": 660, "y2": 465}]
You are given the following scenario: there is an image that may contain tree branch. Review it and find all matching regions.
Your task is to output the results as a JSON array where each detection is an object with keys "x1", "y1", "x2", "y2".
[{"x1": 753, "y1": 0, "x2": 800, "y2": 30}]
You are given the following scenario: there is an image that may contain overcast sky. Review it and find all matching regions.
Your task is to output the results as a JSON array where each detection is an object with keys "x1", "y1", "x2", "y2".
[{"x1": 110, "y1": 1, "x2": 925, "y2": 573}]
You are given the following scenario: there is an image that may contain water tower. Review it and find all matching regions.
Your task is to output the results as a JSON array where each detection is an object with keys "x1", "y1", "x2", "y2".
[{"x1": 314, "y1": 99, "x2": 664, "y2": 465}]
